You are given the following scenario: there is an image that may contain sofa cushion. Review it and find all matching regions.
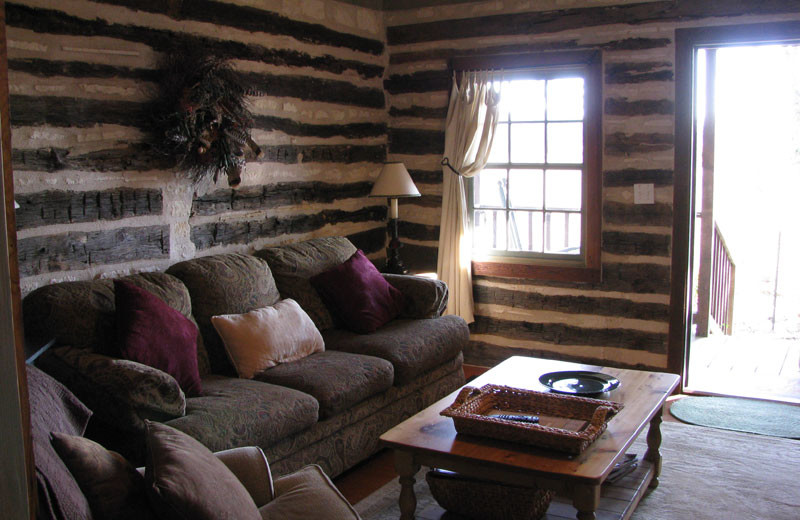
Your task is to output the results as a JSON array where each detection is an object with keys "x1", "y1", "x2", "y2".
[
  {"x1": 212, "y1": 299, "x2": 324, "y2": 379},
  {"x1": 26, "y1": 364, "x2": 94, "y2": 520},
  {"x1": 37, "y1": 346, "x2": 186, "y2": 432},
  {"x1": 310, "y1": 250, "x2": 405, "y2": 334},
  {"x1": 115, "y1": 280, "x2": 202, "y2": 396},
  {"x1": 167, "y1": 253, "x2": 281, "y2": 375},
  {"x1": 381, "y1": 274, "x2": 449, "y2": 319},
  {"x1": 165, "y1": 376, "x2": 319, "y2": 453},
  {"x1": 255, "y1": 236, "x2": 357, "y2": 331},
  {"x1": 22, "y1": 272, "x2": 210, "y2": 375},
  {"x1": 254, "y1": 351, "x2": 393, "y2": 419},
  {"x1": 322, "y1": 315, "x2": 469, "y2": 385},
  {"x1": 259, "y1": 464, "x2": 359, "y2": 520},
  {"x1": 51, "y1": 432, "x2": 156, "y2": 520},
  {"x1": 144, "y1": 421, "x2": 261, "y2": 520}
]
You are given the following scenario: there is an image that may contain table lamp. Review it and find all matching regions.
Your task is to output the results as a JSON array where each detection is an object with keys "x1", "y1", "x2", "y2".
[{"x1": 369, "y1": 162, "x2": 420, "y2": 274}]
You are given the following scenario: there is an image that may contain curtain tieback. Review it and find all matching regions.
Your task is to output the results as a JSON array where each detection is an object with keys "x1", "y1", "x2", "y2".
[{"x1": 441, "y1": 157, "x2": 463, "y2": 176}]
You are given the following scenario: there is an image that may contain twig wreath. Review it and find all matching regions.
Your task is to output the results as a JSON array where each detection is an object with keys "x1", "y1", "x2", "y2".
[{"x1": 150, "y1": 47, "x2": 262, "y2": 188}]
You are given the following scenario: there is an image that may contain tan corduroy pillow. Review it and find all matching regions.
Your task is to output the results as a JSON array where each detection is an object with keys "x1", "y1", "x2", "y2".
[{"x1": 211, "y1": 299, "x2": 324, "y2": 379}]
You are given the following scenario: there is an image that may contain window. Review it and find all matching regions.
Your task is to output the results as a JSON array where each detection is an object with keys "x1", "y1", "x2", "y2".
[{"x1": 456, "y1": 51, "x2": 601, "y2": 281}]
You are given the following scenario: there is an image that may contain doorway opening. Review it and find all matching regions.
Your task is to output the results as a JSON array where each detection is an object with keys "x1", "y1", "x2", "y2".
[{"x1": 687, "y1": 43, "x2": 800, "y2": 403}]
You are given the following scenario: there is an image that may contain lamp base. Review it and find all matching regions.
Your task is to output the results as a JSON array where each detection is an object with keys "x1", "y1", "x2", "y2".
[
  {"x1": 383, "y1": 218, "x2": 409, "y2": 275},
  {"x1": 384, "y1": 251, "x2": 409, "y2": 275}
]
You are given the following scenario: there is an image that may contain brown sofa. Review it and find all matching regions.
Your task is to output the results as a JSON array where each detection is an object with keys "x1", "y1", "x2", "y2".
[
  {"x1": 27, "y1": 364, "x2": 362, "y2": 520},
  {"x1": 24, "y1": 236, "x2": 468, "y2": 478}
]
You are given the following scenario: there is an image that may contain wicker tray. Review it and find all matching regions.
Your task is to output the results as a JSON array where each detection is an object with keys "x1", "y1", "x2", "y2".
[{"x1": 440, "y1": 384, "x2": 623, "y2": 454}]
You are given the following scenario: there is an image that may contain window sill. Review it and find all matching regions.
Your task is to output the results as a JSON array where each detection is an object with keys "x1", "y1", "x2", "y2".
[{"x1": 472, "y1": 260, "x2": 601, "y2": 283}]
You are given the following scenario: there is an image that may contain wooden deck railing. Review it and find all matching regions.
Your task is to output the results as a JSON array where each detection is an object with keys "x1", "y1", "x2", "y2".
[{"x1": 710, "y1": 222, "x2": 735, "y2": 335}]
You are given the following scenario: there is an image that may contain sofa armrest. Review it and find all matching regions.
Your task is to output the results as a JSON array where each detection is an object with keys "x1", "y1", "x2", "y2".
[
  {"x1": 382, "y1": 274, "x2": 449, "y2": 318},
  {"x1": 216, "y1": 447, "x2": 275, "y2": 507},
  {"x1": 35, "y1": 345, "x2": 186, "y2": 432}
]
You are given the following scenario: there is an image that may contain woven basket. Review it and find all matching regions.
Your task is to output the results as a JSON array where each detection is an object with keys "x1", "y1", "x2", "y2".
[
  {"x1": 426, "y1": 469, "x2": 554, "y2": 520},
  {"x1": 440, "y1": 384, "x2": 623, "y2": 454}
]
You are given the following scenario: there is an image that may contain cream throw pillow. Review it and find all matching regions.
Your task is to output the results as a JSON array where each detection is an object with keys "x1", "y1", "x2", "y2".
[{"x1": 211, "y1": 299, "x2": 324, "y2": 379}]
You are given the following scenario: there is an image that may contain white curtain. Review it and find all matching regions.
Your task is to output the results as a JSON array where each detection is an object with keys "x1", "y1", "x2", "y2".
[{"x1": 437, "y1": 71, "x2": 501, "y2": 323}]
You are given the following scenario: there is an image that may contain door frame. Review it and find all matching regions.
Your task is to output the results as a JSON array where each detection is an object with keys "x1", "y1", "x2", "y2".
[
  {"x1": 668, "y1": 20, "x2": 800, "y2": 385},
  {"x1": 0, "y1": 0, "x2": 35, "y2": 516}
]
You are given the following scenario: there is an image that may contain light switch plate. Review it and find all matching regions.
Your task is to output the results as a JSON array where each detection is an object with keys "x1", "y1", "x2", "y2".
[{"x1": 634, "y1": 183, "x2": 655, "y2": 204}]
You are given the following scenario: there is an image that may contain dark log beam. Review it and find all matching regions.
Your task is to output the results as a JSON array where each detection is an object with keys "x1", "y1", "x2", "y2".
[
  {"x1": 192, "y1": 181, "x2": 373, "y2": 216},
  {"x1": 473, "y1": 284, "x2": 670, "y2": 321},
  {"x1": 387, "y1": 0, "x2": 799, "y2": 45},
  {"x1": 15, "y1": 188, "x2": 162, "y2": 229},
  {"x1": 604, "y1": 201, "x2": 672, "y2": 226},
  {"x1": 605, "y1": 61, "x2": 673, "y2": 84},
  {"x1": 88, "y1": 0, "x2": 385, "y2": 55},
  {"x1": 389, "y1": 105, "x2": 448, "y2": 119},
  {"x1": 384, "y1": 70, "x2": 450, "y2": 95},
  {"x1": 605, "y1": 132, "x2": 674, "y2": 156},
  {"x1": 399, "y1": 194, "x2": 442, "y2": 208},
  {"x1": 17, "y1": 225, "x2": 169, "y2": 276},
  {"x1": 470, "y1": 315, "x2": 667, "y2": 353},
  {"x1": 602, "y1": 262, "x2": 671, "y2": 294},
  {"x1": 397, "y1": 220, "x2": 438, "y2": 242},
  {"x1": 602, "y1": 231, "x2": 671, "y2": 257},
  {"x1": 6, "y1": 3, "x2": 383, "y2": 79},
  {"x1": 604, "y1": 168, "x2": 673, "y2": 187},
  {"x1": 241, "y1": 72, "x2": 386, "y2": 109},
  {"x1": 464, "y1": 341, "x2": 662, "y2": 371},
  {"x1": 252, "y1": 115, "x2": 386, "y2": 139},
  {"x1": 191, "y1": 206, "x2": 387, "y2": 249},
  {"x1": 12, "y1": 145, "x2": 174, "y2": 173},
  {"x1": 347, "y1": 226, "x2": 386, "y2": 255},
  {"x1": 604, "y1": 98, "x2": 674, "y2": 116},
  {"x1": 389, "y1": 128, "x2": 444, "y2": 155},
  {"x1": 388, "y1": 37, "x2": 670, "y2": 65},
  {"x1": 407, "y1": 169, "x2": 443, "y2": 185}
]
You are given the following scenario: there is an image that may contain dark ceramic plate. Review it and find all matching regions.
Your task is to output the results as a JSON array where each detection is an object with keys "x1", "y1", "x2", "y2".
[{"x1": 538, "y1": 371, "x2": 620, "y2": 396}]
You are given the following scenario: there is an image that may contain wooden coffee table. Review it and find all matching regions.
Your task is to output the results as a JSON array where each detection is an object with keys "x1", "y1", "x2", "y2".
[{"x1": 380, "y1": 356, "x2": 680, "y2": 520}]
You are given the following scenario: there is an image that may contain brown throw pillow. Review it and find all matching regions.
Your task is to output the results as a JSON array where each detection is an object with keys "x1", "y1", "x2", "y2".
[
  {"x1": 211, "y1": 298, "x2": 324, "y2": 379},
  {"x1": 50, "y1": 432, "x2": 156, "y2": 520},
  {"x1": 144, "y1": 421, "x2": 261, "y2": 520}
]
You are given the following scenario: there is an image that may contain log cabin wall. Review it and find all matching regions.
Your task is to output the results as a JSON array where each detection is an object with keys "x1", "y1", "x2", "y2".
[
  {"x1": 383, "y1": 0, "x2": 800, "y2": 370},
  {"x1": 7, "y1": 0, "x2": 389, "y2": 295}
]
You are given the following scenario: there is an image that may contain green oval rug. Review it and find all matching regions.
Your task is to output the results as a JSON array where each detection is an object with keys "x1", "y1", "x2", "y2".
[{"x1": 670, "y1": 396, "x2": 800, "y2": 439}]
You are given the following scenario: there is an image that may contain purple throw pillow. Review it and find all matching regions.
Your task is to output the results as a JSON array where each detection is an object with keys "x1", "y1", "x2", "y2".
[
  {"x1": 310, "y1": 250, "x2": 405, "y2": 334},
  {"x1": 115, "y1": 280, "x2": 202, "y2": 396}
]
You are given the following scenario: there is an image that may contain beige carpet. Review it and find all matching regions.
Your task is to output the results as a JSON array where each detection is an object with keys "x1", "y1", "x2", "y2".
[{"x1": 356, "y1": 422, "x2": 800, "y2": 520}]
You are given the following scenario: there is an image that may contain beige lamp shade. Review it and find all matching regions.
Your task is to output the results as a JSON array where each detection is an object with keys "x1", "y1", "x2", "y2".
[{"x1": 369, "y1": 162, "x2": 421, "y2": 198}]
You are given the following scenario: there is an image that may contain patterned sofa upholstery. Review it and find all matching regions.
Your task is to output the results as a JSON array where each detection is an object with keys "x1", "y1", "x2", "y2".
[{"x1": 23, "y1": 237, "x2": 468, "y2": 478}]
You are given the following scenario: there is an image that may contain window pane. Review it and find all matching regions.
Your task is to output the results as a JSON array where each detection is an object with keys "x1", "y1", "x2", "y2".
[
  {"x1": 474, "y1": 210, "x2": 507, "y2": 250},
  {"x1": 547, "y1": 77, "x2": 584, "y2": 120},
  {"x1": 510, "y1": 123, "x2": 545, "y2": 163},
  {"x1": 545, "y1": 170, "x2": 582, "y2": 210},
  {"x1": 547, "y1": 122, "x2": 583, "y2": 163},
  {"x1": 487, "y1": 123, "x2": 508, "y2": 164},
  {"x1": 505, "y1": 80, "x2": 545, "y2": 121},
  {"x1": 509, "y1": 169, "x2": 543, "y2": 209},
  {"x1": 545, "y1": 212, "x2": 581, "y2": 254},
  {"x1": 474, "y1": 169, "x2": 507, "y2": 208},
  {"x1": 509, "y1": 211, "x2": 543, "y2": 252}
]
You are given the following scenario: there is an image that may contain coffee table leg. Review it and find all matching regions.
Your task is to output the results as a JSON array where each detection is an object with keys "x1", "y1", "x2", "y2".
[
  {"x1": 394, "y1": 451, "x2": 420, "y2": 520},
  {"x1": 573, "y1": 483, "x2": 600, "y2": 520},
  {"x1": 645, "y1": 406, "x2": 664, "y2": 489}
]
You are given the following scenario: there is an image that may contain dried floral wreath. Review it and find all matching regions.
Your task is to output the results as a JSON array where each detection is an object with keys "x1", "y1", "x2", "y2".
[{"x1": 150, "y1": 48, "x2": 262, "y2": 188}]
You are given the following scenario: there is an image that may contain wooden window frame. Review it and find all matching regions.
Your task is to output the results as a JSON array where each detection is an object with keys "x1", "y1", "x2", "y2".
[{"x1": 450, "y1": 50, "x2": 601, "y2": 283}]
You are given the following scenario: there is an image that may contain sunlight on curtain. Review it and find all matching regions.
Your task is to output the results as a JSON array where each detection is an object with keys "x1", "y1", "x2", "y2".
[{"x1": 437, "y1": 71, "x2": 501, "y2": 323}]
